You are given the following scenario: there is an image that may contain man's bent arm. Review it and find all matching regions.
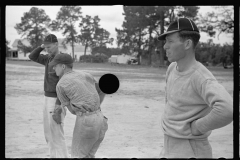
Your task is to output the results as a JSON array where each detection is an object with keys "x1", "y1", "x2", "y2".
[
  {"x1": 28, "y1": 46, "x2": 48, "y2": 65},
  {"x1": 95, "y1": 82, "x2": 105, "y2": 104},
  {"x1": 195, "y1": 80, "x2": 233, "y2": 134},
  {"x1": 65, "y1": 104, "x2": 76, "y2": 115},
  {"x1": 56, "y1": 84, "x2": 74, "y2": 114}
]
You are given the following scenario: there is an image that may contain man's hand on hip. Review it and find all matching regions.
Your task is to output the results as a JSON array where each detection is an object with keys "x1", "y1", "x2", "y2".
[{"x1": 191, "y1": 120, "x2": 203, "y2": 136}]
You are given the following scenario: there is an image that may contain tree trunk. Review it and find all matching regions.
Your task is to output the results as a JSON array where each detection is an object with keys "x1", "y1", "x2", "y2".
[
  {"x1": 148, "y1": 49, "x2": 152, "y2": 66},
  {"x1": 232, "y1": 36, "x2": 234, "y2": 64},
  {"x1": 72, "y1": 41, "x2": 74, "y2": 61},
  {"x1": 137, "y1": 30, "x2": 142, "y2": 65},
  {"x1": 159, "y1": 41, "x2": 165, "y2": 66},
  {"x1": 148, "y1": 28, "x2": 153, "y2": 66},
  {"x1": 137, "y1": 50, "x2": 141, "y2": 65},
  {"x1": 159, "y1": 10, "x2": 165, "y2": 66},
  {"x1": 84, "y1": 42, "x2": 88, "y2": 56}
]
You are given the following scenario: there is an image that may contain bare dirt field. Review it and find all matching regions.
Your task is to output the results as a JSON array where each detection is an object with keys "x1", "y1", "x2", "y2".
[{"x1": 5, "y1": 60, "x2": 233, "y2": 158}]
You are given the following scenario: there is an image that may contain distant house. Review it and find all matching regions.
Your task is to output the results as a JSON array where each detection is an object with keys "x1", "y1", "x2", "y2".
[
  {"x1": 57, "y1": 39, "x2": 91, "y2": 61},
  {"x1": 8, "y1": 39, "x2": 31, "y2": 60},
  {"x1": 8, "y1": 38, "x2": 91, "y2": 61}
]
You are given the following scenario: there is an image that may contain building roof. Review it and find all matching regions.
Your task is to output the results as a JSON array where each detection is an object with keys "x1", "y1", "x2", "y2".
[
  {"x1": 58, "y1": 38, "x2": 91, "y2": 52},
  {"x1": 12, "y1": 39, "x2": 31, "y2": 48}
]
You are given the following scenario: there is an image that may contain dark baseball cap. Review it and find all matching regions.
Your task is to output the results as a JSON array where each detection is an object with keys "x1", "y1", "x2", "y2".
[
  {"x1": 49, "y1": 53, "x2": 74, "y2": 67},
  {"x1": 43, "y1": 34, "x2": 58, "y2": 44},
  {"x1": 158, "y1": 17, "x2": 199, "y2": 41}
]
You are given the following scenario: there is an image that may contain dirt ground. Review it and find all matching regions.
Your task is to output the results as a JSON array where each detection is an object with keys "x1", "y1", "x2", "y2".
[{"x1": 5, "y1": 61, "x2": 233, "y2": 158}]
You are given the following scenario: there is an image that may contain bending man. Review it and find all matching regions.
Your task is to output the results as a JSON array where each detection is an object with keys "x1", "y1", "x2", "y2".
[{"x1": 49, "y1": 53, "x2": 108, "y2": 158}]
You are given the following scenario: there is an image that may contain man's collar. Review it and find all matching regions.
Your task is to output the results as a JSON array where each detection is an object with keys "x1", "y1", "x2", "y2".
[{"x1": 63, "y1": 70, "x2": 73, "y2": 76}]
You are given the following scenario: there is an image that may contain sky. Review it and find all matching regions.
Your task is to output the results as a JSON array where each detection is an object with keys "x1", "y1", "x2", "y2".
[{"x1": 5, "y1": 5, "x2": 233, "y2": 48}]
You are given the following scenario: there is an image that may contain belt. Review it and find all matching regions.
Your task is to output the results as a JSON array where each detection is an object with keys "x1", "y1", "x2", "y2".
[{"x1": 76, "y1": 109, "x2": 101, "y2": 116}]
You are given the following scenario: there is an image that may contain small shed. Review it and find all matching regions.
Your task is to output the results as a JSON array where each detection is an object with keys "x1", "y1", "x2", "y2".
[
  {"x1": 117, "y1": 54, "x2": 136, "y2": 64},
  {"x1": 109, "y1": 55, "x2": 118, "y2": 63}
]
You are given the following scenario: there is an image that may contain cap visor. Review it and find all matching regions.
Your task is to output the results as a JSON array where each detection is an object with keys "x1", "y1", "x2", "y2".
[
  {"x1": 43, "y1": 41, "x2": 57, "y2": 44},
  {"x1": 43, "y1": 41, "x2": 52, "y2": 44},
  {"x1": 49, "y1": 60, "x2": 58, "y2": 67},
  {"x1": 157, "y1": 30, "x2": 179, "y2": 41}
]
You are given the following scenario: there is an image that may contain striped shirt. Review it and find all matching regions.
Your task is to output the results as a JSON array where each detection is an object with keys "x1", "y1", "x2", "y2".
[{"x1": 56, "y1": 70, "x2": 100, "y2": 112}]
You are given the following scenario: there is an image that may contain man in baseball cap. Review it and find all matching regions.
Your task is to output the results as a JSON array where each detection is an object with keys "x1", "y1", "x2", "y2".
[
  {"x1": 51, "y1": 53, "x2": 108, "y2": 158},
  {"x1": 43, "y1": 34, "x2": 58, "y2": 44},
  {"x1": 157, "y1": 17, "x2": 199, "y2": 41},
  {"x1": 158, "y1": 18, "x2": 233, "y2": 158},
  {"x1": 49, "y1": 53, "x2": 74, "y2": 77},
  {"x1": 28, "y1": 34, "x2": 69, "y2": 158}
]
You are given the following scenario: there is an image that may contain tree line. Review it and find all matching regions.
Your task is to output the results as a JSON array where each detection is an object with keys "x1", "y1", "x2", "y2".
[
  {"x1": 11, "y1": 6, "x2": 113, "y2": 60},
  {"x1": 6, "y1": 6, "x2": 233, "y2": 66},
  {"x1": 115, "y1": 6, "x2": 233, "y2": 66}
]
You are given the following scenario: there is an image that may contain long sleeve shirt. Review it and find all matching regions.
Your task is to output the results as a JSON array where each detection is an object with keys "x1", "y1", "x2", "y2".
[
  {"x1": 28, "y1": 46, "x2": 60, "y2": 104},
  {"x1": 161, "y1": 62, "x2": 233, "y2": 139},
  {"x1": 56, "y1": 70, "x2": 100, "y2": 113}
]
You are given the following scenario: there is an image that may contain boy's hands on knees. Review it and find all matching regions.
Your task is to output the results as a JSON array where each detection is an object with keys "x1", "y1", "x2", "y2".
[{"x1": 52, "y1": 104, "x2": 62, "y2": 124}]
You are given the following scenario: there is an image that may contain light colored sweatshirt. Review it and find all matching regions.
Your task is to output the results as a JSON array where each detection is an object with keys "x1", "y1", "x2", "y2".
[{"x1": 161, "y1": 62, "x2": 233, "y2": 139}]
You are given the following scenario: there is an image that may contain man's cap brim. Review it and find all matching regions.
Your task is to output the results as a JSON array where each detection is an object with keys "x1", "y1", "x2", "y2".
[
  {"x1": 157, "y1": 30, "x2": 179, "y2": 41},
  {"x1": 49, "y1": 60, "x2": 73, "y2": 67},
  {"x1": 43, "y1": 41, "x2": 57, "y2": 44},
  {"x1": 49, "y1": 60, "x2": 58, "y2": 67}
]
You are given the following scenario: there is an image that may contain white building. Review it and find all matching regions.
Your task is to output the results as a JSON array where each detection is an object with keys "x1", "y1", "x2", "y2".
[
  {"x1": 109, "y1": 54, "x2": 136, "y2": 64},
  {"x1": 57, "y1": 39, "x2": 91, "y2": 61},
  {"x1": 8, "y1": 38, "x2": 91, "y2": 61},
  {"x1": 8, "y1": 39, "x2": 31, "y2": 60},
  {"x1": 109, "y1": 55, "x2": 118, "y2": 63}
]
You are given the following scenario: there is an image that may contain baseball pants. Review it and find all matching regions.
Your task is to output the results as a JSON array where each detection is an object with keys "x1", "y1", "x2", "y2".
[
  {"x1": 159, "y1": 134, "x2": 212, "y2": 158},
  {"x1": 43, "y1": 96, "x2": 69, "y2": 158},
  {"x1": 71, "y1": 110, "x2": 108, "y2": 158}
]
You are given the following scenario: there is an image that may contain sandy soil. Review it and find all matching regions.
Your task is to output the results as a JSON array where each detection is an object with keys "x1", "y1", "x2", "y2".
[{"x1": 5, "y1": 62, "x2": 233, "y2": 158}]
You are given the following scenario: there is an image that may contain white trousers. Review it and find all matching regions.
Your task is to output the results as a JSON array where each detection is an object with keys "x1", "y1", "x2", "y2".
[{"x1": 43, "y1": 96, "x2": 69, "y2": 158}]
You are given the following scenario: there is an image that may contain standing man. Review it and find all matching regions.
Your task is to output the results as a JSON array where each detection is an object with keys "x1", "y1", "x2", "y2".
[
  {"x1": 49, "y1": 53, "x2": 108, "y2": 158},
  {"x1": 158, "y1": 18, "x2": 233, "y2": 158},
  {"x1": 28, "y1": 34, "x2": 69, "y2": 158}
]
